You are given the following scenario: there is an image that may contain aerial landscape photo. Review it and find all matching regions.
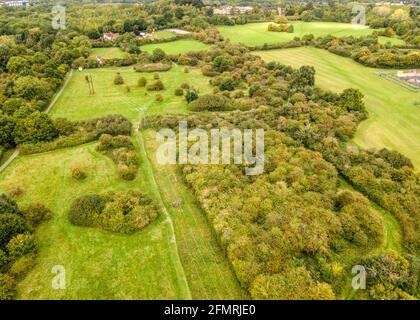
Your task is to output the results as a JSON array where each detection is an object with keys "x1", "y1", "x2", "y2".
[{"x1": 0, "y1": 0, "x2": 419, "y2": 303}]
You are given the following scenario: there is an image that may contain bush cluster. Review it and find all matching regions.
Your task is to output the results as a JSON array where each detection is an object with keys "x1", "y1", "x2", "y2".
[{"x1": 68, "y1": 190, "x2": 159, "y2": 234}]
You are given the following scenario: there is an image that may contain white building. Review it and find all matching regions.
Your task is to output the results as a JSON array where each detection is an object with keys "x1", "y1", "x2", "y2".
[
  {"x1": 214, "y1": 6, "x2": 253, "y2": 16},
  {"x1": 2, "y1": 1, "x2": 30, "y2": 6}
]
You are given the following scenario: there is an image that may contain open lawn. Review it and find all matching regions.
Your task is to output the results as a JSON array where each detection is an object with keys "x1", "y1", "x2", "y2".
[
  {"x1": 218, "y1": 22, "x2": 376, "y2": 46},
  {"x1": 256, "y1": 47, "x2": 420, "y2": 168},
  {"x1": 0, "y1": 143, "x2": 191, "y2": 299},
  {"x1": 49, "y1": 65, "x2": 212, "y2": 122},
  {"x1": 90, "y1": 47, "x2": 125, "y2": 59},
  {"x1": 140, "y1": 39, "x2": 211, "y2": 55}
]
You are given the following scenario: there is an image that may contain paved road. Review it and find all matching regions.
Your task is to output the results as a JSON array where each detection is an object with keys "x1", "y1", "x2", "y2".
[{"x1": 0, "y1": 69, "x2": 74, "y2": 174}]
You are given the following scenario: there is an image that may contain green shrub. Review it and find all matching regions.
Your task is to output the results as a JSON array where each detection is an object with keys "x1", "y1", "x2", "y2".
[
  {"x1": 138, "y1": 77, "x2": 147, "y2": 87},
  {"x1": 117, "y1": 165, "x2": 138, "y2": 181},
  {"x1": 96, "y1": 134, "x2": 133, "y2": 152},
  {"x1": 6, "y1": 234, "x2": 35, "y2": 260},
  {"x1": 22, "y1": 203, "x2": 51, "y2": 228},
  {"x1": 189, "y1": 94, "x2": 231, "y2": 112},
  {"x1": 68, "y1": 190, "x2": 159, "y2": 234},
  {"x1": 68, "y1": 194, "x2": 106, "y2": 227},
  {"x1": 0, "y1": 214, "x2": 28, "y2": 249},
  {"x1": 113, "y1": 72, "x2": 124, "y2": 85},
  {"x1": 0, "y1": 249, "x2": 8, "y2": 271},
  {"x1": 146, "y1": 80, "x2": 164, "y2": 91},
  {"x1": 153, "y1": 72, "x2": 160, "y2": 80},
  {"x1": 0, "y1": 274, "x2": 16, "y2": 300},
  {"x1": 134, "y1": 63, "x2": 171, "y2": 73},
  {"x1": 174, "y1": 88, "x2": 184, "y2": 96},
  {"x1": 180, "y1": 83, "x2": 190, "y2": 90},
  {"x1": 71, "y1": 163, "x2": 87, "y2": 180},
  {"x1": 185, "y1": 88, "x2": 199, "y2": 103},
  {"x1": 155, "y1": 93, "x2": 163, "y2": 102}
]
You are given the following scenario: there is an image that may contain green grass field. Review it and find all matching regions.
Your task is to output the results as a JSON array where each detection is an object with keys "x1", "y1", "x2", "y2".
[
  {"x1": 218, "y1": 22, "x2": 376, "y2": 46},
  {"x1": 50, "y1": 65, "x2": 212, "y2": 122},
  {"x1": 140, "y1": 39, "x2": 210, "y2": 55},
  {"x1": 90, "y1": 47, "x2": 126, "y2": 59},
  {"x1": 0, "y1": 143, "x2": 191, "y2": 299},
  {"x1": 256, "y1": 48, "x2": 420, "y2": 168}
]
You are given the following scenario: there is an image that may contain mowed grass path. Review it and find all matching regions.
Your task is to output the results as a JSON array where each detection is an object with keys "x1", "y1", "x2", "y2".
[
  {"x1": 218, "y1": 22, "x2": 376, "y2": 46},
  {"x1": 143, "y1": 130, "x2": 247, "y2": 299},
  {"x1": 0, "y1": 144, "x2": 191, "y2": 299},
  {"x1": 256, "y1": 48, "x2": 420, "y2": 168},
  {"x1": 50, "y1": 65, "x2": 212, "y2": 122},
  {"x1": 140, "y1": 39, "x2": 210, "y2": 55}
]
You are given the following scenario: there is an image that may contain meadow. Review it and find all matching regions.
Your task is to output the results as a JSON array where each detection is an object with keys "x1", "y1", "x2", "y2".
[
  {"x1": 140, "y1": 39, "x2": 211, "y2": 55},
  {"x1": 256, "y1": 47, "x2": 420, "y2": 168},
  {"x1": 0, "y1": 143, "x2": 191, "y2": 299},
  {"x1": 49, "y1": 65, "x2": 212, "y2": 122},
  {"x1": 90, "y1": 47, "x2": 125, "y2": 59},
  {"x1": 218, "y1": 21, "x2": 377, "y2": 46},
  {"x1": 0, "y1": 63, "x2": 244, "y2": 299}
]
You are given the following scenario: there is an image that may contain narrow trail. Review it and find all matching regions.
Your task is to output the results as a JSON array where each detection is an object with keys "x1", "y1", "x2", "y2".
[
  {"x1": 134, "y1": 109, "x2": 192, "y2": 299},
  {"x1": 0, "y1": 69, "x2": 74, "y2": 174}
]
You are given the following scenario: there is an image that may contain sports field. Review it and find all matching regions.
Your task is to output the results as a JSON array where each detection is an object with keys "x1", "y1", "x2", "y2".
[
  {"x1": 218, "y1": 21, "x2": 376, "y2": 46},
  {"x1": 256, "y1": 47, "x2": 420, "y2": 168}
]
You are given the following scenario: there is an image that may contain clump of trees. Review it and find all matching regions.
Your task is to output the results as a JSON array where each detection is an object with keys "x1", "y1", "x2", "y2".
[
  {"x1": 68, "y1": 190, "x2": 159, "y2": 234},
  {"x1": 96, "y1": 134, "x2": 138, "y2": 181},
  {"x1": 0, "y1": 195, "x2": 51, "y2": 300}
]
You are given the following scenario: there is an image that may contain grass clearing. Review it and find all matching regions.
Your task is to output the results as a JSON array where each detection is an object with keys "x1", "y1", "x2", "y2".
[
  {"x1": 377, "y1": 36, "x2": 405, "y2": 46},
  {"x1": 49, "y1": 64, "x2": 212, "y2": 122},
  {"x1": 90, "y1": 47, "x2": 126, "y2": 59},
  {"x1": 256, "y1": 47, "x2": 420, "y2": 168},
  {"x1": 218, "y1": 22, "x2": 376, "y2": 46},
  {"x1": 0, "y1": 143, "x2": 191, "y2": 299},
  {"x1": 140, "y1": 39, "x2": 210, "y2": 55}
]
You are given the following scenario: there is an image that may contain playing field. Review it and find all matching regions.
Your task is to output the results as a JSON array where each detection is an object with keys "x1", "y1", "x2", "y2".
[
  {"x1": 218, "y1": 21, "x2": 376, "y2": 46},
  {"x1": 140, "y1": 39, "x2": 211, "y2": 55},
  {"x1": 50, "y1": 65, "x2": 212, "y2": 122},
  {"x1": 256, "y1": 48, "x2": 420, "y2": 168}
]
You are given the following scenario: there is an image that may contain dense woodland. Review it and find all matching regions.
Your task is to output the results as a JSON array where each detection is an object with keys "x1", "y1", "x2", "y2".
[{"x1": 0, "y1": 0, "x2": 419, "y2": 300}]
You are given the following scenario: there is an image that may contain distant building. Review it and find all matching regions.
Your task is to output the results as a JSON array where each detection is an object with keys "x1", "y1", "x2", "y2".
[
  {"x1": 134, "y1": 30, "x2": 150, "y2": 39},
  {"x1": 213, "y1": 6, "x2": 232, "y2": 15},
  {"x1": 2, "y1": 1, "x2": 30, "y2": 6},
  {"x1": 214, "y1": 6, "x2": 253, "y2": 16},
  {"x1": 102, "y1": 32, "x2": 119, "y2": 41},
  {"x1": 397, "y1": 69, "x2": 420, "y2": 87}
]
